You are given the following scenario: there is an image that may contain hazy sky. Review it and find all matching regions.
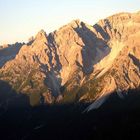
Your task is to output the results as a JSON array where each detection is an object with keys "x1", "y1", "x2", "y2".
[{"x1": 0, "y1": 0, "x2": 140, "y2": 45}]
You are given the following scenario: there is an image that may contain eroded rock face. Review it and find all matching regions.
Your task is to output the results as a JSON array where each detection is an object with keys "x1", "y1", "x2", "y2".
[{"x1": 0, "y1": 11, "x2": 140, "y2": 104}]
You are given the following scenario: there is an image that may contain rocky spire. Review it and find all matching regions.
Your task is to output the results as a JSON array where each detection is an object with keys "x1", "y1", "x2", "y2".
[{"x1": 34, "y1": 29, "x2": 48, "y2": 43}]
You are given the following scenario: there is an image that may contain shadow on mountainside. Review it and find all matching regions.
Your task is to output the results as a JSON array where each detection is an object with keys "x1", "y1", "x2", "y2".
[
  {"x1": 0, "y1": 80, "x2": 30, "y2": 111},
  {"x1": 0, "y1": 80, "x2": 31, "y2": 139},
  {"x1": 129, "y1": 53, "x2": 140, "y2": 70},
  {"x1": 42, "y1": 33, "x2": 62, "y2": 96},
  {"x1": 74, "y1": 22, "x2": 111, "y2": 74},
  {"x1": 0, "y1": 82, "x2": 140, "y2": 139},
  {"x1": 47, "y1": 33, "x2": 62, "y2": 72},
  {"x1": 93, "y1": 23, "x2": 110, "y2": 40},
  {"x1": 0, "y1": 43, "x2": 24, "y2": 68}
]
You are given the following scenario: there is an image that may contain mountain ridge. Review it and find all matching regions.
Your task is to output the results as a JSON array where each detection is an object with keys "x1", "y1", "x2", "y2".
[{"x1": 0, "y1": 11, "x2": 140, "y2": 106}]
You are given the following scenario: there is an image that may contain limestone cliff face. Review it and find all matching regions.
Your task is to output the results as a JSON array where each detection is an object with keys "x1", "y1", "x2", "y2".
[{"x1": 0, "y1": 11, "x2": 140, "y2": 104}]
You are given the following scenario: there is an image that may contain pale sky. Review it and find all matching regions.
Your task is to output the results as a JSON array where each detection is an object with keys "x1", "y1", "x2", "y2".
[{"x1": 0, "y1": 0, "x2": 140, "y2": 45}]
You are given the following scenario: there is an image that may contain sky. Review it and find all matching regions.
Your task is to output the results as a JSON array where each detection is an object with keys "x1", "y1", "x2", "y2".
[{"x1": 0, "y1": 0, "x2": 140, "y2": 45}]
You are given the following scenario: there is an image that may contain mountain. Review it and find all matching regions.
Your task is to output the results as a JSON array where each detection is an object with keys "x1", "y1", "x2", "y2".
[
  {"x1": 0, "y1": 11, "x2": 140, "y2": 140},
  {"x1": 0, "y1": 11, "x2": 140, "y2": 106}
]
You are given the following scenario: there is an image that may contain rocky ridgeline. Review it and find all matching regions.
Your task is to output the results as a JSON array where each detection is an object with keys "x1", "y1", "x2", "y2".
[{"x1": 0, "y1": 11, "x2": 140, "y2": 105}]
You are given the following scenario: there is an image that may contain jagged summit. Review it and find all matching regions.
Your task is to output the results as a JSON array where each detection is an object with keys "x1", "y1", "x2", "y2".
[
  {"x1": 68, "y1": 19, "x2": 81, "y2": 28},
  {"x1": 34, "y1": 29, "x2": 47, "y2": 43},
  {"x1": 0, "y1": 11, "x2": 140, "y2": 105},
  {"x1": 36, "y1": 29, "x2": 47, "y2": 37}
]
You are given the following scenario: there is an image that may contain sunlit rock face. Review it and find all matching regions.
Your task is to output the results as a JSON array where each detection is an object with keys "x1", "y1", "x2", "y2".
[{"x1": 0, "y1": 11, "x2": 140, "y2": 104}]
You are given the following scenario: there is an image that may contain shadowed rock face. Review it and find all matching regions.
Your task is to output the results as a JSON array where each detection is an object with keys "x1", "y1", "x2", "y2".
[
  {"x1": 0, "y1": 42, "x2": 24, "y2": 68},
  {"x1": 0, "y1": 11, "x2": 140, "y2": 104},
  {"x1": 0, "y1": 80, "x2": 30, "y2": 110}
]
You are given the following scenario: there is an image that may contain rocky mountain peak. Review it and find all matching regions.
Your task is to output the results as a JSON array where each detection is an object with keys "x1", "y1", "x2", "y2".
[
  {"x1": 69, "y1": 19, "x2": 81, "y2": 28},
  {"x1": 0, "y1": 11, "x2": 140, "y2": 105},
  {"x1": 34, "y1": 29, "x2": 48, "y2": 43}
]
